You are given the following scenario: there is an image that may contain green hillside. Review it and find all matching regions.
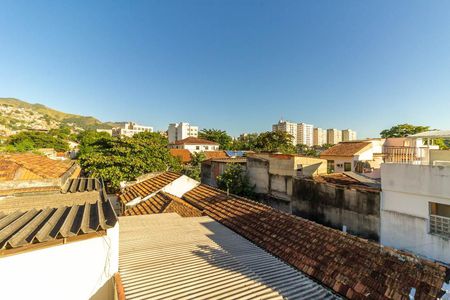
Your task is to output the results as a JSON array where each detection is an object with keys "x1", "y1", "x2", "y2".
[{"x1": 0, "y1": 98, "x2": 113, "y2": 130}]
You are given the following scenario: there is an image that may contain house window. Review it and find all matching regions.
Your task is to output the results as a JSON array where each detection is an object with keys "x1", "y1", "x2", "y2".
[
  {"x1": 205, "y1": 146, "x2": 209, "y2": 150},
  {"x1": 196, "y1": 146, "x2": 200, "y2": 150},
  {"x1": 327, "y1": 160, "x2": 335, "y2": 173},
  {"x1": 344, "y1": 162, "x2": 352, "y2": 172},
  {"x1": 429, "y1": 202, "x2": 450, "y2": 237}
]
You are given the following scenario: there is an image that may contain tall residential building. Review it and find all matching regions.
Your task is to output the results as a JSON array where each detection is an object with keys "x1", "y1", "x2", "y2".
[
  {"x1": 297, "y1": 123, "x2": 314, "y2": 146},
  {"x1": 342, "y1": 129, "x2": 357, "y2": 142},
  {"x1": 313, "y1": 128, "x2": 327, "y2": 146},
  {"x1": 327, "y1": 128, "x2": 342, "y2": 145},
  {"x1": 168, "y1": 122, "x2": 199, "y2": 143},
  {"x1": 112, "y1": 122, "x2": 153, "y2": 137},
  {"x1": 272, "y1": 120, "x2": 297, "y2": 145}
]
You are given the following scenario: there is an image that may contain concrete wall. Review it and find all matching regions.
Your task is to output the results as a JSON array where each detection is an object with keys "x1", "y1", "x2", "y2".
[
  {"x1": 430, "y1": 149, "x2": 450, "y2": 164},
  {"x1": 247, "y1": 157, "x2": 269, "y2": 194},
  {"x1": 380, "y1": 163, "x2": 450, "y2": 264},
  {"x1": 291, "y1": 178, "x2": 380, "y2": 240},
  {"x1": 0, "y1": 224, "x2": 119, "y2": 300}
]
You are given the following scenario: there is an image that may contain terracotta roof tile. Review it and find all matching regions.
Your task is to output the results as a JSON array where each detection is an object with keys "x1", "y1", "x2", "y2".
[
  {"x1": 0, "y1": 153, "x2": 74, "y2": 181},
  {"x1": 172, "y1": 137, "x2": 219, "y2": 145},
  {"x1": 204, "y1": 150, "x2": 228, "y2": 159},
  {"x1": 118, "y1": 172, "x2": 182, "y2": 204},
  {"x1": 183, "y1": 184, "x2": 448, "y2": 300},
  {"x1": 320, "y1": 142, "x2": 372, "y2": 157},
  {"x1": 124, "y1": 192, "x2": 202, "y2": 217},
  {"x1": 169, "y1": 149, "x2": 192, "y2": 163}
]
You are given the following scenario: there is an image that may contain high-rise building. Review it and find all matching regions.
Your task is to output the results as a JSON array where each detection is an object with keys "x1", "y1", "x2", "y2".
[
  {"x1": 342, "y1": 129, "x2": 357, "y2": 142},
  {"x1": 313, "y1": 128, "x2": 327, "y2": 146},
  {"x1": 272, "y1": 120, "x2": 297, "y2": 145},
  {"x1": 168, "y1": 122, "x2": 199, "y2": 143},
  {"x1": 327, "y1": 128, "x2": 342, "y2": 145},
  {"x1": 297, "y1": 123, "x2": 314, "y2": 146}
]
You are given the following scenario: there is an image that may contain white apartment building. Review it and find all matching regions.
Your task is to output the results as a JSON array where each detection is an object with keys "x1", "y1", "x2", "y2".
[
  {"x1": 342, "y1": 129, "x2": 357, "y2": 142},
  {"x1": 313, "y1": 128, "x2": 327, "y2": 146},
  {"x1": 380, "y1": 150, "x2": 450, "y2": 264},
  {"x1": 297, "y1": 123, "x2": 314, "y2": 146},
  {"x1": 112, "y1": 122, "x2": 153, "y2": 137},
  {"x1": 327, "y1": 128, "x2": 342, "y2": 145},
  {"x1": 168, "y1": 122, "x2": 199, "y2": 144},
  {"x1": 272, "y1": 120, "x2": 297, "y2": 145}
]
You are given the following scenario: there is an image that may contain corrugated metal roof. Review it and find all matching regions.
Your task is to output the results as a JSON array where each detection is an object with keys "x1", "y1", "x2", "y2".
[
  {"x1": 408, "y1": 130, "x2": 450, "y2": 138},
  {"x1": 0, "y1": 199, "x2": 117, "y2": 251},
  {"x1": 61, "y1": 178, "x2": 102, "y2": 194},
  {"x1": 119, "y1": 214, "x2": 339, "y2": 300}
]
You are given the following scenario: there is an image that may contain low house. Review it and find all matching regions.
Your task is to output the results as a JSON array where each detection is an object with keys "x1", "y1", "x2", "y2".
[
  {"x1": 0, "y1": 153, "x2": 79, "y2": 194},
  {"x1": 247, "y1": 153, "x2": 327, "y2": 206},
  {"x1": 116, "y1": 171, "x2": 449, "y2": 300},
  {"x1": 201, "y1": 157, "x2": 247, "y2": 187},
  {"x1": 169, "y1": 149, "x2": 228, "y2": 164},
  {"x1": 168, "y1": 137, "x2": 220, "y2": 153},
  {"x1": 381, "y1": 149, "x2": 450, "y2": 264},
  {"x1": 320, "y1": 142, "x2": 374, "y2": 173}
]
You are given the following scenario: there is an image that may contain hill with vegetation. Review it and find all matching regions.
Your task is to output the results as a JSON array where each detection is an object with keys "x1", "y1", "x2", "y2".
[{"x1": 0, "y1": 98, "x2": 113, "y2": 131}]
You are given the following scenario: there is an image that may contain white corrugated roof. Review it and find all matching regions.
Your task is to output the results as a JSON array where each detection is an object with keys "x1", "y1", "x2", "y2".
[
  {"x1": 119, "y1": 213, "x2": 339, "y2": 300},
  {"x1": 408, "y1": 130, "x2": 450, "y2": 138}
]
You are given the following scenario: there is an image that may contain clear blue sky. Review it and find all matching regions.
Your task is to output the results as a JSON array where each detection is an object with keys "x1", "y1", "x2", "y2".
[{"x1": 1, "y1": 0, "x2": 450, "y2": 138}]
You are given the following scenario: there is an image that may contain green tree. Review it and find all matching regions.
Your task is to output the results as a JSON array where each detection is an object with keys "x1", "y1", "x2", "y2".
[
  {"x1": 232, "y1": 133, "x2": 259, "y2": 150},
  {"x1": 380, "y1": 124, "x2": 430, "y2": 138},
  {"x1": 78, "y1": 132, "x2": 181, "y2": 190},
  {"x1": 7, "y1": 131, "x2": 69, "y2": 152},
  {"x1": 253, "y1": 131, "x2": 296, "y2": 153},
  {"x1": 181, "y1": 151, "x2": 206, "y2": 181},
  {"x1": 76, "y1": 130, "x2": 112, "y2": 157},
  {"x1": 217, "y1": 163, "x2": 255, "y2": 198},
  {"x1": 199, "y1": 129, "x2": 233, "y2": 150}
]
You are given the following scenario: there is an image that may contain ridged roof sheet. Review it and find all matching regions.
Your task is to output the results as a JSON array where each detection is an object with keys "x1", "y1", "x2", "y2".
[{"x1": 0, "y1": 200, "x2": 117, "y2": 251}]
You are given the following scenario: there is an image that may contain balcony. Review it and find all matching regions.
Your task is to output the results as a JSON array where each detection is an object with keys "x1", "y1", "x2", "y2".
[{"x1": 430, "y1": 214, "x2": 450, "y2": 237}]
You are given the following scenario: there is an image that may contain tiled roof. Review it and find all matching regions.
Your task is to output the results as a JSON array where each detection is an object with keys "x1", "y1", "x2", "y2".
[
  {"x1": 119, "y1": 214, "x2": 339, "y2": 299},
  {"x1": 169, "y1": 148, "x2": 191, "y2": 163},
  {"x1": 118, "y1": 172, "x2": 182, "y2": 204},
  {"x1": 0, "y1": 153, "x2": 75, "y2": 181},
  {"x1": 172, "y1": 137, "x2": 219, "y2": 145},
  {"x1": 208, "y1": 157, "x2": 247, "y2": 163},
  {"x1": 123, "y1": 192, "x2": 202, "y2": 217},
  {"x1": 183, "y1": 184, "x2": 449, "y2": 300},
  {"x1": 320, "y1": 142, "x2": 372, "y2": 157},
  {"x1": 315, "y1": 174, "x2": 380, "y2": 192},
  {"x1": 0, "y1": 199, "x2": 117, "y2": 252},
  {"x1": 204, "y1": 150, "x2": 228, "y2": 159}
]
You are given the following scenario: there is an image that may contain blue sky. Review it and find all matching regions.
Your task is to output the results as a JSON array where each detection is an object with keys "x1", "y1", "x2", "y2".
[{"x1": 1, "y1": 0, "x2": 450, "y2": 138}]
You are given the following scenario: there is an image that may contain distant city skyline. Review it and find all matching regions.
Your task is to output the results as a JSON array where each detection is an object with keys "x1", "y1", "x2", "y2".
[{"x1": 1, "y1": 1, "x2": 450, "y2": 138}]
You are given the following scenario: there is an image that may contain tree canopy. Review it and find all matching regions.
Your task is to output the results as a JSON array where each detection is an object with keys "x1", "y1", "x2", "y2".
[
  {"x1": 199, "y1": 128, "x2": 233, "y2": 149},
  {"x1": 78, "y1": 132, "x2": 181, "y2": 189},
  {"x1": 253, "y1": 131, "x2": 296, "y2": 153},
  {"x1": 380, "y1": 124, "x2": 430, "y2": 138},
  {"x1": 181, "y1": 151, "x2": 205, "y2": 181},
  {"x1": 216, "y1": 163, "x2": 255, "y2": 198},
  {"x1": 6, "y1": 130, "x2": 69, "y2": 152}
]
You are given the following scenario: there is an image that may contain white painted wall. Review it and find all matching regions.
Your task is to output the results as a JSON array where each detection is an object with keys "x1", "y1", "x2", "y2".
[
  {"x1": 0, "y1": 225, "x2": 119, "y2": 300},
  {"x1": 380, "y1": 163, "x2": 450, "y2": 264}
]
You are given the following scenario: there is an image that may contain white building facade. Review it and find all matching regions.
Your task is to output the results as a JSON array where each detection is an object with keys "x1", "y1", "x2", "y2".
[
  {"x1": 272, "y1": 120, "x2": 297, "y2": 145},
  {"x1": 112, "y1": 122, "x2": 153, "y2": 137},
  {"x1": 342, "y1": 129, "x2": 357, "y2": 142},
  {"x1": 169, "y1": 137, "x2": 219, "y2": 153},
  {"x1": 297, "y1": 123, "x2": 314, "y2": 147},
  {"x1": 168, "y1": 122, "x2": 199, "y2": 144},
  {"x1": 380, "y1": 152, "x2": 450, "y2": 264},
  {"x1": 326, "y1": 129, "x2": 342, "y2": 145},
  {"x1": 313, "y1": 128, "x2": 327, "y2": 146}
]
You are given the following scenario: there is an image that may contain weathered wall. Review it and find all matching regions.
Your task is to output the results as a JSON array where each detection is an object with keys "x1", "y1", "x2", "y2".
[
  {"x1": 381, "y1": 210, "x2": 450, "y2": 264},
  {"x1": 291, "y1": 178, "x2": 380, "y2": 241},
  {"x1": 247, "y1": 157, "x2": 269, "y2": 194}
]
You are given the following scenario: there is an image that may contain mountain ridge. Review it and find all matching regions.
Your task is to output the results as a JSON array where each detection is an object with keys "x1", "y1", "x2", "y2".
[{"x1": 0, "y1": 97, "x2": 114, "y2": 131}]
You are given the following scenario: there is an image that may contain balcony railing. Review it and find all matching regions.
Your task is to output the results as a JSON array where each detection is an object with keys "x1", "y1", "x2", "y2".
[
  {"x1": 430, "y1": 214, "x2": 450, "y2": 237},
  {"x1": 383, "y1": 146, "x2": 430, "y2": 164}
]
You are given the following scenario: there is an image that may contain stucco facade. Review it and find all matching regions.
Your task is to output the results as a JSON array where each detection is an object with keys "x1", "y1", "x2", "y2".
[{"x1": 380, "y1": 163, "x2": 450, "y2": 264}]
